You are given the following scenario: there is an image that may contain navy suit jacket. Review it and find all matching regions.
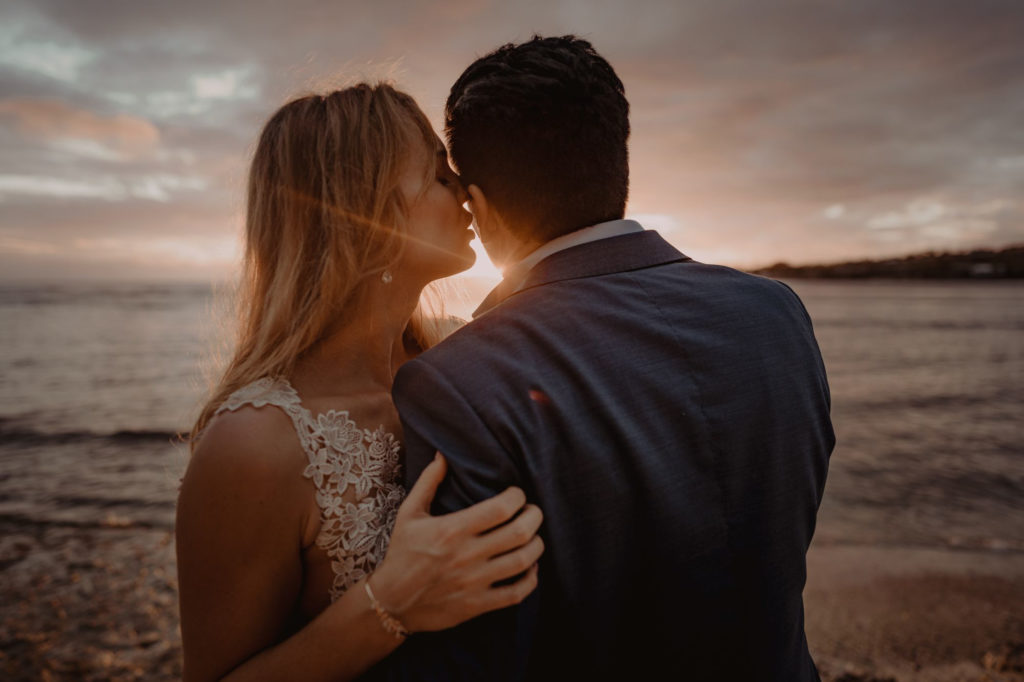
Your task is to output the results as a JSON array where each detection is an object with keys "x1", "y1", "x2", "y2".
[{"x1": 368, "y1": 230, "x2": 833, "y2": 681}]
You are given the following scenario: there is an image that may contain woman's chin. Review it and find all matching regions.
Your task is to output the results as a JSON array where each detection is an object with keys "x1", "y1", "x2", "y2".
[
  {"x1": 423, "y1": 249, "x2": 476, "y2": 282},
  {"x1": 447, "y1": 249, "x2": 477, "y2": 277}
]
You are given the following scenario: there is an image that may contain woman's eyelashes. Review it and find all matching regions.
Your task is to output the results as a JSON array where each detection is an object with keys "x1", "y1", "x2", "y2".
[{"x1": 437, "y1": 168, "x2": 464, "y2": 195}]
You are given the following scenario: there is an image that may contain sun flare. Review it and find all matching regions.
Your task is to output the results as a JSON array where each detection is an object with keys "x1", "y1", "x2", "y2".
[{"x1": 457, "y1": 235, "x2": 503, "y2": 282}]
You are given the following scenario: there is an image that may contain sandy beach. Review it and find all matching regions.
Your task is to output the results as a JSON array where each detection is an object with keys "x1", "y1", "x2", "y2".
[
  {"x1": 805, "y1": 545, "x2": 1024, "y2": 682},
  {"x1": 0, "y1": 519, "x2": 180, "y2": 681},
  {"x1": 2, "y1": 515, "x2": 1021, "y2": 681}
]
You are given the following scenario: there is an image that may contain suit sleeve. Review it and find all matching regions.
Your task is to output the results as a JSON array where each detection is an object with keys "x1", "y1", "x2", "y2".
[
  {"x1": 773, "y1": 279, "x2": 833, "y2": 412},
  {"x1": 361, "y1": 356, "x2": 539, "y2": 682}
]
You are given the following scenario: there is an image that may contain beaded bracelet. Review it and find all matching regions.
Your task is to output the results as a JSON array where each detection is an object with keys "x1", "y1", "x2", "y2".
[{"x1": 364, "y1": 579, "x2": 410, "y2": 640}]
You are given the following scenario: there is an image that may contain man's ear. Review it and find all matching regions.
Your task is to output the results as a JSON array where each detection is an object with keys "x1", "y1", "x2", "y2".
[{"x1": 466, "y1": 184, "x2": 490, "y2": 235}]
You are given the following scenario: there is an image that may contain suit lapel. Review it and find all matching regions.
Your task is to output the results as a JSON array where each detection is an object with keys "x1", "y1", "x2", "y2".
[
  {"x1": 474, "y1": 231, "x2": 691, "y2": 317},
  {"x1": 520, "y1": 230, "x2": 691, "y2": 291}
]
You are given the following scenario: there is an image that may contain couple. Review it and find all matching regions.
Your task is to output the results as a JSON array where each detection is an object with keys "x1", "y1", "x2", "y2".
[{"x1": 176, "y1": 36, "x2": 834, "y2": 681}]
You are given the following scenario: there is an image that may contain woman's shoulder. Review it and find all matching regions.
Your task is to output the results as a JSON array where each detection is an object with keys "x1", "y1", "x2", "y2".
[
  {"x1": 180, "y1": 404, "x2": 313, "y2": 549},
  {"x1": 189, "y1": 395, "x2": 308, "y2": 492}
]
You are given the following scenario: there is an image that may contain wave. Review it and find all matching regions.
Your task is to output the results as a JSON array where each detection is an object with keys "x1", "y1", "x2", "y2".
[
  {"x1": 838, "y1": 387, "x2": 1024, "y2": 414},
  {"x1": 817, "y1": 318, "x2": 1024, "y2": 331},
  {"x1": 49, "y1": 494, "x2": 175, "y2": 510},
  {"x1": 0, "y1": 282, "x2": 214, "y2": 309},
  {"x1": 0, "y1": 512, "x2": 172, "y2": 532},
  {"x1": 0, "y1": 423, "x2": 183, "y2": 447}
]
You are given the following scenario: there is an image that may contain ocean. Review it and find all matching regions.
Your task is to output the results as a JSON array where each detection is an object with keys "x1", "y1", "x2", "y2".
[{"x1": 0, "y1": 279, "x2": 1022, "y2": 551}]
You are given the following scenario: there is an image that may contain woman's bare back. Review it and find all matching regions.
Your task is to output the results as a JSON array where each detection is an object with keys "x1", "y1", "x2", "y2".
[{"x1": 214, "y1": 378, "x2": 406, "y2": 619}]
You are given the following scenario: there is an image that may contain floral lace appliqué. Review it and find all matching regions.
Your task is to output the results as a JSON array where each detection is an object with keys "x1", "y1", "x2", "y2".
[{"x1": 216, "y1": 377, "x2": 404, "y2": 601}]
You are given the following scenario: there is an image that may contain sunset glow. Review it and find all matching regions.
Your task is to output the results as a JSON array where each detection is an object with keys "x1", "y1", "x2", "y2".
[
  {"x1": 0, "y1": 1, "x2": 1021, "y2": 281},
  {"x1": 458, "y1": 236, "x2": 503, "y2": 282}
]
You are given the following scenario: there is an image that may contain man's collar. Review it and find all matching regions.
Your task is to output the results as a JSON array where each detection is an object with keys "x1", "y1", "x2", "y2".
[
  {"x1": 472, "y1": 224, "x2": 689, "y2": 318},
  {"x1": 513, "y1": 219, "x2": 645, "y2": 277},
  {"x1": 472, "y1": 220, "x2": 643, "y2": 318}
]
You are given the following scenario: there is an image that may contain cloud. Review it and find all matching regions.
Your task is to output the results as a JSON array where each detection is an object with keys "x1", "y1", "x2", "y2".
[
  {"x1": 823, "y1": 205, "x2": 845, "y2": 220},
  {"x1": 0, "y1": 235, "x2": 58, "y2": 255},
  {"x1": 0, "y1": 97, "x2": 160, "y2": 158},
  {"x1": 868, "y1": 201, "x2": 947, "y2": 230},
  {"x1": 192, "y1": 67, "x2": 259, "y2": 101},
  {"x1": 0, "y1": 14, "x2": 96, "y2": 82},
  {"x1": 0, "y1": 174, "x2": 128, "y2": 200},
  {"x1": 0, "y1": 232, "x2": 239, "y2": 281},
  {"x1": 0, "y1": 0, "x2": 1022, "y2": 278}
]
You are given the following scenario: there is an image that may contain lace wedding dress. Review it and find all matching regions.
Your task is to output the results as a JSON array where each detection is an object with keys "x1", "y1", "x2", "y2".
[{"x1": 216, "y1": 377, "x2": 405, "y2": 601}]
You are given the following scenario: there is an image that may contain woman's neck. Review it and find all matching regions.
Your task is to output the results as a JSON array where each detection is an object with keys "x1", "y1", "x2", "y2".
[{"x1": 290, "y1": 277, "x2": 423, "y2": 398}]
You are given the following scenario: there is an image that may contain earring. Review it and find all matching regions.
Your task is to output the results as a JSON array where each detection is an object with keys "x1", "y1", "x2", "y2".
[{"x1": 381, "y1": 269, "x2": 393, "y2": 284}]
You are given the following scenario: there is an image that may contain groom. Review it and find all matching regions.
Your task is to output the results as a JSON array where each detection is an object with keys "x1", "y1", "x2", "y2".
[{"x1": 378, "y1": 36, "x2": 834, "y2": 681}]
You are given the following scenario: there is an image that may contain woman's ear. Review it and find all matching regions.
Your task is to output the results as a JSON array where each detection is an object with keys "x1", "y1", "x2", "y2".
[{"x1": 466, "y1": 184, "x2": 490, "y2": 236}]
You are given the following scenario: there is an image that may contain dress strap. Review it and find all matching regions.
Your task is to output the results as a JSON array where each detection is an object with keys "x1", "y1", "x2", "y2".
[{"x1": 216, "y1": 377, "x2": 320, "y2": 465}]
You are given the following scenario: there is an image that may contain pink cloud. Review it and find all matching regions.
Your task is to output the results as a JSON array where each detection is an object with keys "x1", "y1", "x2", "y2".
[{"x1": 0, "y1": 97, "x2": 160, "y2": 158}]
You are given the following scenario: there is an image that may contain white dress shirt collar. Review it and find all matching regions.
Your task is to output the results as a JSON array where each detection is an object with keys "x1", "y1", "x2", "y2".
[
  {"x1": 505, "y1": 218, "x2": 645, "y2": 293},
  {"x1": 472, "y1": 219, "x2": 645, "y2": 318}
]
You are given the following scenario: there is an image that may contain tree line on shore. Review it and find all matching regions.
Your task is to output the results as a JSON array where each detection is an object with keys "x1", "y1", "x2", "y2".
[{"x1": 752, "y1": 245, "x2": 1024, "y2": 279}]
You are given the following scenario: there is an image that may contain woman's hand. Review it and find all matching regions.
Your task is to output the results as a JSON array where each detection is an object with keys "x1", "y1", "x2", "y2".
[{"x1": 368, "y1": 453, "x2": 544, "y2": 633}]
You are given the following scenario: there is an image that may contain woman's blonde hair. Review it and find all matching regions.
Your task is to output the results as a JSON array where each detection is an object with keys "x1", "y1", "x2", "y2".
[{"x1": 190, "y1": 83, "x2": 443, "y2": 448}]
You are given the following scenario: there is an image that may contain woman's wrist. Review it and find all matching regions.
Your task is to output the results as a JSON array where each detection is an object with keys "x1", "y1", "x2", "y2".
[
  {"x1": 365, "y1": 573, "x2": 411, "y2": 639},
  {"x1": 365, "y1": 558, "x2": 420, "y2": 626}
]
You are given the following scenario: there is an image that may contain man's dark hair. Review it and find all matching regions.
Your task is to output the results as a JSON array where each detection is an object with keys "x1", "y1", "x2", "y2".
[{"x1": 445, "y1": 35, "x2": 630, "y2": 242}]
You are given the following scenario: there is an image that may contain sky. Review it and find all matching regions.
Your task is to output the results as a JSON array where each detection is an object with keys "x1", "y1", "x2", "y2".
[{"x1": 0, "y1": 0, "x2": 1022, "y2": 281}]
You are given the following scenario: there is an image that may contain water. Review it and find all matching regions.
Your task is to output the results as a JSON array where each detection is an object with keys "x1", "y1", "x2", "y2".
[
  {"x1": 1, "y1": 279, "x2": 1022, "y2": 550},
  {"x1": 0, "y1": 283, "x2": 219, "y2": 531},
  {"x1": 798, "y1": 280, "x2": 1024, "y2": 551}
]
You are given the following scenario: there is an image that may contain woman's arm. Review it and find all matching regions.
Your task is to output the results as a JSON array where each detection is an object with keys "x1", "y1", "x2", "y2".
[{"x1": 176, "y1": 407, "x2": 543, "y2": 682}]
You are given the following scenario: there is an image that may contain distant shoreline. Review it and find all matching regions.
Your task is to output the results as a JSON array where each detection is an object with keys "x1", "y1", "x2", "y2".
[
  {"x1": 3, "y1": 247, "x2": 1024, "y2": 285},
  {"x1": 751, "y1": 244, "x2": 1024, "y2": 279}
]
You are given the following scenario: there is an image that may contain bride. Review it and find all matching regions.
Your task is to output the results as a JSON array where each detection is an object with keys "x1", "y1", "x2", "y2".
[{"x1": 176, "y1": 84, "x2": 544, "y2": 681}]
